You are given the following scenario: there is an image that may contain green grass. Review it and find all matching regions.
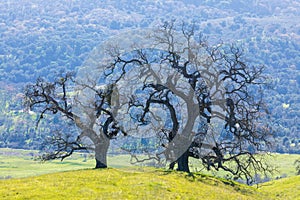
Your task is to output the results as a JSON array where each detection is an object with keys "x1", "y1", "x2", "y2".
[
  {"x1": 0, "y1": 168, "x2": 269, "y2": 200},
  {"x1": 268, "y1": 153, "x2": 300, "y2": 178},
  {"x1": 0, "y1": 168, "x2": 299, "y2": 200},
  {"x1": 1, "y1": 148, "x2": 299, "y2": 180},
  {"x1": 189, "y1": 153, "x2": 300, "y2": 180},
  {"x1": 0, "y1": 148, "x2": 300, "y2": 199},
  {"x1": 259, "y1": 175, "x2": 300, "y2": 200},
  {"x1": 0, "y1": 148, "x2": 93, "y2": 179},
  {"x1": 0, "y1": 148, "x2": 132, "y2": 179}
]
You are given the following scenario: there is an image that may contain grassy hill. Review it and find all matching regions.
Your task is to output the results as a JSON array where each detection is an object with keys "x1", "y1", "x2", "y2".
[
  {"x1": 1, "y1": 149, "x2": 300, "y2": 199},
  {"x1": 259, "y1": 175, "x2": 300, "y2": 200},
  {"x1": 0, "y1": 168, "x2": 299, "y2": 200}
]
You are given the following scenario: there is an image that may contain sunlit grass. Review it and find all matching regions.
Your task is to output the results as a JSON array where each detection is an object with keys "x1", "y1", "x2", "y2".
[
  {"x1": 1, "y1": 148, "x2": 299, "y2": 199},
  {"x1": 0, "y1": 168, "x2": 268, "y2": 200},
  {"x1": 189, "y1": 153, "x2": 300, "y2": 180},
  {"x1": 1, "y1": 148, "x2": 299, "y2": 181},
  {"x1": 0, "y1": 149, "x2": 93, "y2": 179},
  {"x1": 269, "y1": 153, "x2": 300, "y2": 177},
  {"x1": 0, "y1": 148, "x2": 131, "y2": 179},
  {"x1": 259, "y1": 175, "x2": 300, "y2": 200}
]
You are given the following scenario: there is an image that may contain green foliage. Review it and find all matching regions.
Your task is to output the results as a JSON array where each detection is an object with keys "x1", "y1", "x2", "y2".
[
  {"x1": 1, "y1": 0, "x2": 300, "y2": 83},
  {"x1": 0, "y1": 0, "x2": 299, "y2": 154},
  {"x1": 0, "y1": 87, "x2": 58, "y2": 150}
]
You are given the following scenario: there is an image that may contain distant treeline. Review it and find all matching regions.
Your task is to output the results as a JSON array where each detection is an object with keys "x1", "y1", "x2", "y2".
[{"x1": 0, "y1": 0, "x2": 299, "y2": 153}]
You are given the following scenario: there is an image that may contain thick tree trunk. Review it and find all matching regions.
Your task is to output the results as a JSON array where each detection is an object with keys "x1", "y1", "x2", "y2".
[
  {"x1": 176, "y1": 150, "x2": 190, "y2": 173},
  {"x1": 94, "y1": 134, "x2": 110, "y2": 169}
]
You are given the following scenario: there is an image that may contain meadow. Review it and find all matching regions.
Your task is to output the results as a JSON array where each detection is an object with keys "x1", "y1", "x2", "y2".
[
  {"x1": 1, "y1": 148, "x2": 299, "y2": 179},
  {"x1": 0, "y1": 148, "x2": 299, "y2": 199},
  {"x1": 0, "y1": 148, "x2": 132, "y2": 179}
]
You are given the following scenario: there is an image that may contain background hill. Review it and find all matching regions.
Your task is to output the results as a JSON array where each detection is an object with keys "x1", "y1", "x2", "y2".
[{"x1": 0, "y1": 0, "x2": 299, "y2": 153}]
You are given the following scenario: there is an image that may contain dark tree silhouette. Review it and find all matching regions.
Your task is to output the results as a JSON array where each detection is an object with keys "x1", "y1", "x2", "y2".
[
  {"x1": 24, "y1": 72, "x2": 125, "y2": 168},
  {"x1": 295, "y1": 159, "x2": 300, "y2": 175},
  {"x1": 24, "y1": 22, "x2": 273, "y2": 184},
  {"x1": 103, "y1": 22, "x2": 273, "y2": 184}
]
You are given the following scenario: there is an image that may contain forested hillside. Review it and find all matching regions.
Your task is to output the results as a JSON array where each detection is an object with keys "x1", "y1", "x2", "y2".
[{"x1": 0, "y1": 0, "x2": 299, "y2": 153}]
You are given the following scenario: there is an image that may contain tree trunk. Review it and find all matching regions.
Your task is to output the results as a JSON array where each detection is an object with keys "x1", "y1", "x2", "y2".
[
  {"x1": 94, "y1": 134, "x2": 110, "y2": 169},
  {"x1": 176, "y1": 150, "x2": 190, "y2": 173},
  {"x1": 169, "y1": 161, "x2": 175, "y2": 170}
]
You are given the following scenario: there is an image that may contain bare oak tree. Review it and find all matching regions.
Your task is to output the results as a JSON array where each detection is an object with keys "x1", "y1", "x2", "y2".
[
  {"x1": 104, "y1": 22, "x2": 273, "y2": 184},
  {"x1": 24, "y1": 22, "x2": 273, "y2": 184},
  {"x1": 24, "y1": 72, "x2": 125, "y2": 168}
]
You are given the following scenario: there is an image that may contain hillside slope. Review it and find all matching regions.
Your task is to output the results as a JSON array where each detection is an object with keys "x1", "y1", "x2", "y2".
[
  {"x1": 259, "y1": 175, "x2": 300, "y2": 200},
  {"x1": 1, "y1": 168, "x2": 298, "y2": 200}
]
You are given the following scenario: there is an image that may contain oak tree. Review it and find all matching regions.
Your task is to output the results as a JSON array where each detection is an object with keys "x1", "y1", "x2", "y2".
[
  {"x1": 24, "y1": 72, "x2": 125, "y2": 168},
  {"x1": 104, "y1": 22, "x2": 273, "y2": 184}
]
